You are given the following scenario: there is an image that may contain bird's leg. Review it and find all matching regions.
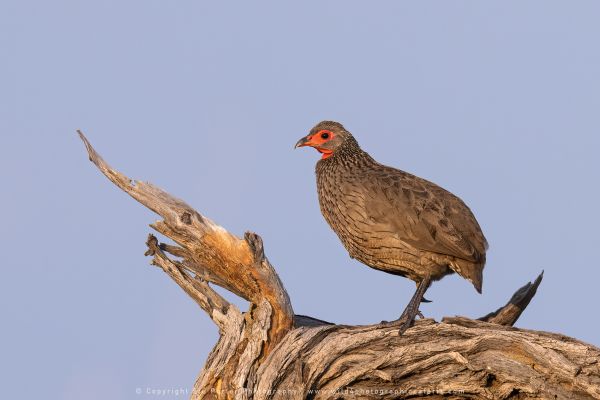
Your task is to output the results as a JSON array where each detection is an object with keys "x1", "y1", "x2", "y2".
[{"x1": 393, "y1": 274, "x2": 432, "y2": 335}]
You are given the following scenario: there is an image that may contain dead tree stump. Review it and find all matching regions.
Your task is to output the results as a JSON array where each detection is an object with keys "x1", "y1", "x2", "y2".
[{"x1": 79, "y1": 132, "x2": 600, "y2": 400}]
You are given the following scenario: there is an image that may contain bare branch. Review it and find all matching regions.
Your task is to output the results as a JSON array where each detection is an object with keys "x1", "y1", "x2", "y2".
[
  {"x1": 248, "y1": 317, "x2": 600, "y2": 400},
  {"x1": 145, "y1": 234, "x2": 235, "y2": 331},
  {"x1": 479, "y1": 270, "x2": 544, "y2": 326},
  {"x1": 78, "y1": 131, "x2": 294, "y2": 346}
]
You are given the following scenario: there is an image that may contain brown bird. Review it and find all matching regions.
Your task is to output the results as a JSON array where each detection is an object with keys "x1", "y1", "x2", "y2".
[{"x1": 295, "y1": 121, "x2": 488, "y2": 334}]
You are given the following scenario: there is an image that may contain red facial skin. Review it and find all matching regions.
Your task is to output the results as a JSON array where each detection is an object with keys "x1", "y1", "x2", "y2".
[{"x1": 304, "y1": 130, "x2": 335, "y2": 159}]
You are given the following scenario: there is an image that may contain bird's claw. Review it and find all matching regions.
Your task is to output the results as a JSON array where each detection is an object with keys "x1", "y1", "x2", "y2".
[{"x1": 397, "y1": 314, "x2": 414, "y2": 335}]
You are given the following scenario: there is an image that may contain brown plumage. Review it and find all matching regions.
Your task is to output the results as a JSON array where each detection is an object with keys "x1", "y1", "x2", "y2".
[{"x1": 295, "y1": 121, "x2": 488, "y2": 333}]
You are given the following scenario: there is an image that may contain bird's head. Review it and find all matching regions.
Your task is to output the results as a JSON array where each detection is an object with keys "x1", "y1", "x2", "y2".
[{"x1": 295, "y1": 121, "x2": 352, "y2": 159}]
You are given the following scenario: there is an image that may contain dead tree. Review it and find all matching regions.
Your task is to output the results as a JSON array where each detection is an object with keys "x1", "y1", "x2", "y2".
[{"x1": 78, "y1": 132, "x2": 600, "y2": 400}]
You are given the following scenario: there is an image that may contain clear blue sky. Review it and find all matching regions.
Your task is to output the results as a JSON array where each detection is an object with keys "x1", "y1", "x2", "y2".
[{"x1": 2, "y1": 1, "x2": 599, "y2": 399}]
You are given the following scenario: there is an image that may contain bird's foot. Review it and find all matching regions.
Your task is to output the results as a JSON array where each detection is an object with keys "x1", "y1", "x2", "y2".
[
  {"x1": 380, "y1": 275, "x2": 432, "y2": 333},
  {"x1": 379, "y1": 308, "x2": 422, "y2": 332},
  {"x1": 396, "y1": 307, "x2": 420, "y2": 335},
  {"x1": 397, "y1": 317, "x2": 413, "y2": 335},
  {"x1": 397, "y1": 274, "x2": 432, "y2": 335}
]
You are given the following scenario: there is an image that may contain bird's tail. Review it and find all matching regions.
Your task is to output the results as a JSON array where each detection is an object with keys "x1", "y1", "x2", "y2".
[
  {"x1": 450, "y1": 258, "x2": 484, "y2": 294},
  {"x1": 470, "y1": 267, "x2": 483, "y2": 294}
]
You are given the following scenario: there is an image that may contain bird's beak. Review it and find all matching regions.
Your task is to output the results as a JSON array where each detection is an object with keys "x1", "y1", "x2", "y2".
[{"x1": 294, "y1": 135, "x2": 311, "y2": 149}]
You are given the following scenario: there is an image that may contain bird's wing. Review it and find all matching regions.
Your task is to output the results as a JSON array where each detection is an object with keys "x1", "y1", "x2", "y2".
[{"x1": 352, "y1": 167, "x2": 487, "y2": 263}]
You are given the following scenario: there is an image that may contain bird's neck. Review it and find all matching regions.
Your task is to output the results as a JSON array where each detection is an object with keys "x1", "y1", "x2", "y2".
[{"x1": 317, "y1": 137, "x2": 375, "y2": 170}]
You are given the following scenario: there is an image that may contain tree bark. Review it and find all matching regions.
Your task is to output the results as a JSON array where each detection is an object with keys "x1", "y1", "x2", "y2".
[{"x1": 79, "y1": 132, "x2": 600, "y2": 400}]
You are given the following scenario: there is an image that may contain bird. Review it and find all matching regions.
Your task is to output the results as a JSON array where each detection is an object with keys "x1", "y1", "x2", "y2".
[{"x1": 295, "y1": 121, "x2": 488, "y2": 334}]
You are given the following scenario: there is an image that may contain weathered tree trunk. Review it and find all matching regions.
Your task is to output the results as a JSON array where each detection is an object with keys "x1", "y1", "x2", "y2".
[{"x1": 79, "y1": 132, "x2": 600, "y2": 400}]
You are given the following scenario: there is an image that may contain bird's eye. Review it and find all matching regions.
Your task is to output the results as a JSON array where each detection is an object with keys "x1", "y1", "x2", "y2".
[{"x1": 321, "y1": 132, "x2": 330, "y2": 139}]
